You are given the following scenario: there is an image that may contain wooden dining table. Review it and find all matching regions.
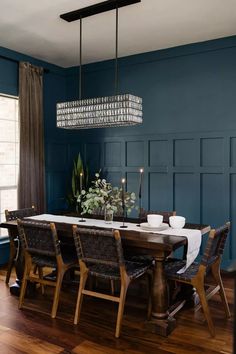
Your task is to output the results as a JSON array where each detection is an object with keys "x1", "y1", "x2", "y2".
[{"x1": 0, "y1": 215, "x2": 210, "y2": 336}]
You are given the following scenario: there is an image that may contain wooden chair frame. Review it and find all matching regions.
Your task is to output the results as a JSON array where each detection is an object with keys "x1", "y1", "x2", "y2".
[
  {"x1": 18, "y1": 221, "x2": 76, "y2": 318},
  {"x1": 167, "y1": 222, "x2": 231, "y2": 337},
  {"x1": 73, "y1": 227, "x2": 151, "y2": 338}
]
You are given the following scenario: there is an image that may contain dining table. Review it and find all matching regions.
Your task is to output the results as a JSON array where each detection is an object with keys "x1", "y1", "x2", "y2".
[{"x1": 0, "y1": 214, "x2": 210, "y2": 336}]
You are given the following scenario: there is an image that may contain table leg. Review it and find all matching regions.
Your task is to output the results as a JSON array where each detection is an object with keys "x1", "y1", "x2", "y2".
[{"x1": 146, "y1": 255, "x2": 176, "y2": 336}]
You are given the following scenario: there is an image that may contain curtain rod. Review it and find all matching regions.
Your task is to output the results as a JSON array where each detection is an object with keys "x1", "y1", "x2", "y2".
[{"x1": 0, "y1": 54, "x2": 50, "y2": 73}]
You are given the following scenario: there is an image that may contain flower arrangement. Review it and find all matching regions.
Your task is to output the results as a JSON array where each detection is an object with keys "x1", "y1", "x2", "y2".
[{"x1": 78, "y1": 172, "x2": 136, "y2": 215}]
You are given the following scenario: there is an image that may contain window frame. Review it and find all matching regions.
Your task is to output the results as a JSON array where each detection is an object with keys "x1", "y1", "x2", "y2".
[{"x1": 0, "y1": 93, "x2": 19, "y2": 235}]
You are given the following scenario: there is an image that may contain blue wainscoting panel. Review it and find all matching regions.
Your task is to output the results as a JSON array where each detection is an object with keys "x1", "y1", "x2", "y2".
[
  {"x1": 201, "y1": 173, "x2": 226, "y2": 226},
  {"x1": 105, "y1": 171, "x2": 122, "y2": 186},
  {"x1": 201, "y1": 173, "x2": 229, "y2": 258},
  {"x1": 201, "y1": 138, "x2": 224, "y2": 167},
  {"x1": 174, "y1": 139, "x2": 195, "y2": 167},
  {"x1": 47, "y1": 171, "x2": 68, "y2": 212},
  {"x1": 104, "y1": 142, "x2": 121, "y2": 167},
  {"x1": 126, "y1": 141, "x2": 144, "y2": 167},
  {"x1": 149, "y1": 172, "x2": 171, "y2": 211},
  {"x1": 149, "y1": 140, "x2": 168, "y2": 167},
  {"x1": 174, "y1": 173, "x2": 198, "y2": 222},
  {"x1": 126, "y1": 172, "x2": 139, "y2": 197},
  {"x1": 85, "y1": 143, "x2": 101, "y2": 174}
]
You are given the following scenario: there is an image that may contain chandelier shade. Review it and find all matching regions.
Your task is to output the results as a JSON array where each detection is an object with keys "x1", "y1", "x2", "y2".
[
  {"x1": 57, "y1": 94, "x2": 142, "y2": 129},
  {"x1": 57, "y1": 0, "x2": 142, "y2": 130}
]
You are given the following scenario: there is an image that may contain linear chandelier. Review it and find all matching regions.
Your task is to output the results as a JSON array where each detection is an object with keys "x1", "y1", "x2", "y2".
[{"x1": 57, "y1": 0, "x2": 143, "y2": 129}]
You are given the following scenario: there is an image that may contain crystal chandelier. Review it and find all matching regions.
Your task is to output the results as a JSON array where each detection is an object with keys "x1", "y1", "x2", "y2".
[{"x1": 57, "y1": 0, "x2": 142, "y2": 129}]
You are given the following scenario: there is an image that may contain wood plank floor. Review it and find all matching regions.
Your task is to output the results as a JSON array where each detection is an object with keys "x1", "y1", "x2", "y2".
[{"x1": 0, "y1": 268, "x2": 233, "y2": 354}]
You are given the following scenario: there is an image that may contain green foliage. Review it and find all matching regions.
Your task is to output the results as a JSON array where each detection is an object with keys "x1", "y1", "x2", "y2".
[
  {"x1": 81, "y1": 172, "x2": 137, "y2": 215},
  {"x1": 72, "y1": 153, "x2": 84, "y2": 198},
  {"x1": 67, "y1": 153, "x2": 89, "y2": 212}
]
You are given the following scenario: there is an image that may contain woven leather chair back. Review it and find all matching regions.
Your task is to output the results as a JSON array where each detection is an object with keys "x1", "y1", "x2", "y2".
[
  {"x1": 5, "y1": 206, "x2": 37, "y2": 221},
  {"x1": 201, "y1": 222, "x2": 230, "y2": 267},
  {"x1": 17, "y1": 220, "x2": 60, "y2": 258},
  {"x1": 73, "y1": 227, "x2": 124, "y2": 267}
]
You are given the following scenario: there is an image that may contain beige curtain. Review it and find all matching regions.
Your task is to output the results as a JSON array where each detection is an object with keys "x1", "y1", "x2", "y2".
[{"x1": 18, "y1": 62, "x2": 45, "y2": 213}]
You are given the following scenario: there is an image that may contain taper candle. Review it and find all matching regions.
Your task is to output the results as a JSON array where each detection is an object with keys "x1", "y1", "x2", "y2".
[
  {"x1": 80, "y1": 172, "x2": 83, "y2": 192},
  {"x1": 79, "y1": 172, "x2": 86, "y2": 222},
  {"x1": 139, "y1": 168, "x2": 144, "y2": 199},
  {"x1": 121, "y1": 178, "x2": 126, "y2": 209}
]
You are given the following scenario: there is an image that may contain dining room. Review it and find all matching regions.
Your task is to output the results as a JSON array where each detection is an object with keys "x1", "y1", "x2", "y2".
[{"x1": 0, "y1": 0, "x2": 235, "y2": 353}]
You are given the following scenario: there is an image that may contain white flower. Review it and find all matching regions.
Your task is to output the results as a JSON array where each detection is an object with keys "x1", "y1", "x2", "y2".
[{"x1": 80, "y1": 171, "x2": 137, "y2": 215}]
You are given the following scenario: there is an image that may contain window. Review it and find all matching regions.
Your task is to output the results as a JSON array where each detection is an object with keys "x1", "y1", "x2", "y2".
[{"x1": 0, "y1": 94, "x2": 19, "y2": 236}]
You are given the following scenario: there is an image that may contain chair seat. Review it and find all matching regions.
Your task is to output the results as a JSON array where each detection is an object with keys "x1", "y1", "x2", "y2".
[
  {"x1": 88, "y1": 260, "x2": 150, "y2": 281},
  {"x1": 32, "y1": 252, "x2": 77, "y2": 268},
  {"x1": 165, "y1": 260, "x2": 200, "y2": 281}
]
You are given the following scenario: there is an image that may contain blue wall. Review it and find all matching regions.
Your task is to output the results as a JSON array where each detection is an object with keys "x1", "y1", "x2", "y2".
[
  {"x1": 1, "y1": 36, "x2": 236, "y2": 268},
  {"x1": 46, "y1": 36, "x2": 236, "y2": 268}
]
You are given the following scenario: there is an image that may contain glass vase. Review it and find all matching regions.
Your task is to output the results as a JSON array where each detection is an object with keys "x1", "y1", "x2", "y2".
[{"x1": 104, "y1": 208, "x2": 113, "y2": 224}]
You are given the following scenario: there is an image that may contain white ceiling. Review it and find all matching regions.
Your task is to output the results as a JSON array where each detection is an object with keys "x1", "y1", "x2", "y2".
[{"x1": 1, "y1": 0, "x2": 236, "y2": 68}]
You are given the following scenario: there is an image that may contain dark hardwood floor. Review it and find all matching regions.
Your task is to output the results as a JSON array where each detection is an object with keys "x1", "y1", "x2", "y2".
[{"x1": 0, "y1": 267, "x2": 233, "y2": 354}]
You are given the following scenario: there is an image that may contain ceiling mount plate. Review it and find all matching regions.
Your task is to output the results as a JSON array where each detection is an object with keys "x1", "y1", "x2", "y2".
[{"x1": 60, "y1": 0, "x2": 141, "y2": 22}]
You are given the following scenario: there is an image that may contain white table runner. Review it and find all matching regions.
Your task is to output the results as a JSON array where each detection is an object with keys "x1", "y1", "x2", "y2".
[{"x1": 28, "y1": 214, "x2": 202, "y2": 273}]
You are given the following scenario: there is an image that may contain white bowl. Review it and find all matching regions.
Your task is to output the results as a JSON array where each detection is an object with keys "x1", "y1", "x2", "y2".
[
  {"x1": 147, "y1": 214, "x2": 163, "y2": 227},
  {"x1": 169, "y1": 216, "x2": 186, "y2": 229}
]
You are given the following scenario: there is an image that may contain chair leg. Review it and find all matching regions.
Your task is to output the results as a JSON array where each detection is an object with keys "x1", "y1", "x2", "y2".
[
  {"x1": 51, "y1": 269, "x2": 65, "y2": 319},
  {"x1": 115, "y1": 282, "x2": 129, "y2": 338},
  {"x1": 211, "y1": 261, "x2": 231, "y2": 318},
  {"x1": 38, "y1": 267, "x2": 45, "y2": 295},
  {"x1": 193, "y1": 280, "x2": 215, "y2": 337},
  {"x1": 74, "y1": 270, "x2": 88, "y2": 325},
  {"x1": 19, "y1": 260, "x2": 31, "y2": 309},
  {"x1": 6, "y1": 244, "x2": 15, "y2": 284}
]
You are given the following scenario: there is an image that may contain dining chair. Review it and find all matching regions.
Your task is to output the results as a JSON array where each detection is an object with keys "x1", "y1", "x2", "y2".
[
  {"x1": 72, "y1": 226, "x2": 152, "y2": 338},
  {"x1": 17, "y1": 219, "x2": 77, "y2": 318},
  {"x1": 4, "y1": 206, "x2": 37, "y2": 284},
  {"x1": 165, "y1": 222, "x2": 231, "y2": 337}
]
